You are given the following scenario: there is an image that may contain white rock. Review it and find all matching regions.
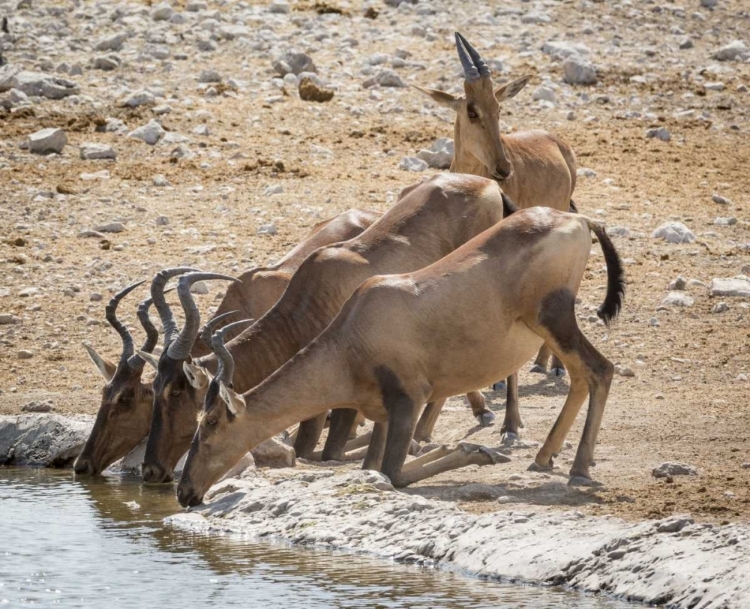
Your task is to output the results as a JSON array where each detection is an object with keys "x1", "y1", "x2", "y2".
[
  {"x1": 80, "y1": 143, "x2": 116, "y2": 160},
  {"x1": 257, "y1": 223, "x2": 278, "y2": 235},
  {"x1": 416, "y1": 137, "x2": 453, "y2": 169},
  {"x1": 190, "y1": 281, "x2": 209, "y2": 295},
  {"x1": 17, "y1": 350, "x2": 34, "y2": 360},
  {"x1": 606, "y1": 226, "x2": 630, "y2": 238},
  {"x1": 532, "y1": 86, "x2": 556, "y2": 102},
  {"x1": 93, "y1": 56, "x2": 119, "y2": 71},
  {"x1": 121, "y1": 90, "x2": 155, "y2": 108},
  {"x1": 521, "y1": 11, "x2": 551, "y2": 23},
  {"x1": 652, "y1": 222, "x2": 695, "y2": 244},
  {"x1": 80, "y1": 170, "x2": 110, "y2": 181},
  {"x1": 28, "y1": 128, "x2": 67, "y2": 154},
  {"x1": 263, "y1": 185, "x2": 284, "y2": 196},
  {"x1": 399, "y1": 156, "x2": 428, "y2": 172},
  {"x1": 714, "y1": 217, "x2": 737, "y2": 226},
  {"x1": 562, "y1": 55, "x2": 597, "y2": 85},
  {"x1": 709, "y1": 277, "x2": 750, "y2": 298},
  {"x1": 8, "y1": 88, "x2": 28, "y2": 104},
  {"x1": 577, "y1": 168, "x2": 597, "y2": 178},
  {"x1": 268, "y1": 0, "x2": 290, "y2": 13},
  {"x1": 272, "y1": 52, "x2": 317, "y2": 76},
  {"x1": 662, "y1": 291, "x2": 694, "y2": 307},
  {"x1": 251, "y1": 437, "x2": 295, "y2": 468},
  {"x1": 95, "y1": 222, "x2": 125, "y2": 233},
  {"x1": 0, "y1": 314, "x2": 18, "y2": 325},
  {"x1": 0, "y1": 414, "x2": 92, "y2": 467},
  {"x1": 713, "y1": 40, "x2": 747, "y2": 61},
  {"x1": 712, "y1": 193, "x2": 732, "y2": 205},
  {"x1": 542, "y1": 41, "x2": 590, "y2": 58},
  {"x1": 198, "y1": 69, "x2": 222, "y2": 83},
  {"x1": 94, "y1": 33, "x2": 127, "y2": 52},
  {"x1": 668, "y1": 277, "x2": 686, "y2": 290},
  {"x1": 646, "y1": 127, "x2": 671, "y2": 142},
  {"x1": 152, "y1": 174, "x2": 170, "y2": 187},
  {"x1": 652, "y1": 462, "x2": 698, "y2": 478},
  {"x1": 193, "y1": 124, "x2": 210, "y2": 136},
  {"x1": 712, "y1": 302, "x2": 729, "y2": 314},
  {"x1": 156, "y1": 215, "x2": 169, "y2": 226},
  {"x1": 704, "y1": 81, "x2": 725, "y2": 91},
  {"x1": 128, "y1": 120, "x2": 165, "y2": 145},
  {"x1": 365, "y1": 69, "x2": 405, "y2": 88},
  {"x1": 152, "y1": 3, "x2": 174, "y2": 20},
  {"x1": 0, "y1": 68, "x2": 79, "y2": 99}
]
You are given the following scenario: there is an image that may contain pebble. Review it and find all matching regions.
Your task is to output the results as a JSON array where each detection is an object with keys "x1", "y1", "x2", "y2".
[
  {"x1": 713, "y1": 40, "x2": 747, "y2": 62},
  {"x1": 156, "y1": 215, "x2": 170, "y2": 226},
  {"x1": 577, "y1": 168, "x2": 597, "y2": 178},
  {"x1": 364, "y1": 69, "x2": 406, "y2": 88},
  {"x1": 95, "y1": 222, "x2": 125, "y2": 233},
  {"x1": 712, "y1": 193, "x2": 732, "y2": 205},
  {"x1": 21, "y1": 399, "x2": 54, "y2": 413},
  {"x1": 93, "y1": 56, "x2": 119, "y2": 71},
  {"x1": 652, "y1": 222, "x2": 695, "y2": 244},
  {"x1": 94, "y1": 33, "x2": 127, "y2": 52},
  {"x1": 0, "y1": 69, "x2": 79, "y2": 99},
  {"x1": 646, "y1": 127, "x2": 671, "y2": 142},
  {"x1": 542, "y1": 41, "x2": 590, "y2": 58},
  {"x1": 17, "y1": 350, "x2": 34, "y2": 360},
  {"x1": 152, "y1": 3, "x2": 174, "y2": 21},
  {"x1": 562, "y1": 55, "x2": 597, "y2": 85},
  {"x1": 268, "y1": 0, "x2": 290, "y2": 13},
  {"x1": 416, "y1": 138, "x2": 453, "y2": 169},
  {"x1": 714, "y1": 217, "x2": 737, "y2": 226},
  {"x1": 399, "y1": 157, "x2": 428, "y2": 172},
  {"x1": 606, "y1": 226, "x2": 630, "y2": 238},
  {"x1": 272, "y1": 52, "x2": 317, "y2": 76},
  {"x1": 190, "y1": 281, "x2": 209, "y2": 295},
  {"x1": 662, "y1": 291, "x2": 694, "y2": 307},
  {"x1": 128, "y1": 120, "x2": 165, "y2": 145},
  {"x1": 153, "y1": 174, "x2": 170, "y2": 187},
  {"x1": 80, "y1": 143, "x2": 116, "y2": 160},
  {"x1": 668, "y1": 277, "x2": 687, "y2": 291},
  {"x1": 257, "y1": 223, "x2": 278, "y2": 235},
  {"x1": 198, "y1": 69, "x2": 222, "y2": 83},
  {"x1": 0, "y1": 313, "x2": 18, "y2": 324},
  {"x1": 617, "y1": 366, "x2": 635, "y2": 377},
  {"x1": 653, "y1": 462, "x2": 698, "y2": 478},
  {"x1": 121, "y1": 90, "x2": 155, "y2": 108},
  {"x1": 532, "y1": 86, "x2": 556, "y2": 102},
  {"x1": 704, "y1": 82, "x2": 725, "y2": 92},
  {"x1": 28, "y1": 128, "x2": 67, "y2": 155},
  {"x1": 711, "y1": 302, "x2": 729, "y2": 314},
  {"x1": 80, "y1": 170, "x2": 110, "y2": 181},
  {"x1": 264, "y1": 185, "x2": 284, "y2": 196},
  {"x1": 709, "y1": 277, "x2": 750, "y2": 298}
]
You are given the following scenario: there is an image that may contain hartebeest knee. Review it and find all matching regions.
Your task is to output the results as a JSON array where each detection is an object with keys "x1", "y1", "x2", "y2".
[{"x1": 178, "y1": 206, "x2": 624, "y2": 507}]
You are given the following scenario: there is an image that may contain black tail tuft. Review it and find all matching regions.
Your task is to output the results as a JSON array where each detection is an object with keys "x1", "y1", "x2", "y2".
[
  {"x1": 568, "y1": 199, "x2": 578, "y2": 213},
  {"x1": 501, "y1": 193, "x2": 517, "y2": 218},
  {"x1": 2, "y1": 17, "x2": 8, "y2": 34},
  {"x1": 589, "y1": 223, "x2": 625, "y2": 326}
]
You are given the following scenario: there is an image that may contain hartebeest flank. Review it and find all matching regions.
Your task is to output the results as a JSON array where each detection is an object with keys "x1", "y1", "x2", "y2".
[
  {"x1": 75, "y1": 210, "x2": 379, "y2": 476},
  {"x1": 178, "y1": 206, "x2": 625, "y2": 507},
  {"x1": 414, "y1": 32, "x2": 580, "y2": 435},
  {"x1": 141, "y1": 174, "x2": 513, "y2": 483}
]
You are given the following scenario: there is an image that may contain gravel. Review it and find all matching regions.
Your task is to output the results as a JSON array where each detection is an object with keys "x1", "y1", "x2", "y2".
[{"x1": 80, "y1": 143, "x2": 116, "y2": 160}]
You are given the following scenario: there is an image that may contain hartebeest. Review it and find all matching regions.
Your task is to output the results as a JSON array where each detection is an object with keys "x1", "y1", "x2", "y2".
[
  {"x1": 140, "y1": 174, "x2": 513, "y2": 483},
  {"x1": 75, "y1": 210, "x2": 379, "y2": 476},
  {"x1": 178, "y1": 205, "x2": 625, "y2": 507},
  {"x1": 414, "y1": 32, "x2": 580, "y2": 434}
]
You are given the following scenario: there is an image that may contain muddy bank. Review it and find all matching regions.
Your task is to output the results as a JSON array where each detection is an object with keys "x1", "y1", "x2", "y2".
[{"x1": 168, "y1": 468, "x2": 750, "y2": 608}]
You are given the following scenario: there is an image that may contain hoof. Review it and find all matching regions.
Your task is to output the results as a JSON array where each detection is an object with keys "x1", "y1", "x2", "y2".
[
  {"x1": 528, "y1": 459, "x2": 553, "y2": 472},
  {"x1": 471, "y1": 445, "x2": 511, "y2": 465},
  {"x1": 500, "y1": 432, "x2": 519, "y2": 446},
  {"x1": 529, "y1": 364, "x2": 547, "y2": 375},
  {"x1": 475, "y1": 410, "x2": 496, "y2": 427},
  {"x1": 490, "y1": 380, "x2": 506, "y2": 392},
  {"x1": 550, "y1": 367, "x2": 567, "y2": 378},
  {"x1": 568, "y1": 475, "x2": 601, "y2": 488}
]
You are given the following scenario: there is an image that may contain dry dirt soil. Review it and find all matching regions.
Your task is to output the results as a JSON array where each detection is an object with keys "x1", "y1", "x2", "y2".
[{"x1": 1, "y1": 0, "x2": 749, "y2": 524}]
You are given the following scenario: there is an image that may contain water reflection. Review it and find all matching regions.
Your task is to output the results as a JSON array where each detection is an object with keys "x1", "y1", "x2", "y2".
[{"x1": 0, "y1": 469, "x2": 633, "y2": 608}]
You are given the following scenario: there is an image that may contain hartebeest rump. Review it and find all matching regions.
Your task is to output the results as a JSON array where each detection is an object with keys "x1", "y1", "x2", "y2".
[
  {"x1": 74, "y1": 210, "x2": 379, "y2": 476},
  {"x1": 141, "y1": 174, "x2": 514, "y2": 483},
  {"x1": 178, "y1": 205, "x2": 625, "y2": 507}
]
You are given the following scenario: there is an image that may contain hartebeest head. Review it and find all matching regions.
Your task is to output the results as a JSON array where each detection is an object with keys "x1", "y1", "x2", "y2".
[
  {"x1": 177, "y1": 318, "x2": 255, "y2": 507},
  {"x1": 74, "y1": 282, "x2": 160, "y2": 475},
  {"x1": 139, "y1": 269, "x2": 240, "y2": 483},
  {"x1": 414, "y1": 32, "x2": 531, "y2": 181}
]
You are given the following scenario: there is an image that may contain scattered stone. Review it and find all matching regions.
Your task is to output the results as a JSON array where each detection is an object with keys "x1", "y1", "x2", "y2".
[
  {"x1": 0, "y1": 314, "x2": 18, "y2": 325},
  {"x1": 399, "y1": 156, "x2": 428, "y2": 172},
  {"x1": 652, "y1": 222, "x2": 695, "y2": 244},
  {"x1": 542, "y1": 41, "x2": 590, "y2": 58},
  {"x1": 704, "y1": 81, "x2": 725, "y2": 91},
  {"x1": 198, "y1": 69, "x2": 222, "y2": 83},
  {"x1": 190, "y1": 281, "x2": 209, "y2": 295},
  {"x1": 712, "y1": 302, "x2": 729, "y2": 314},
  {"x1": 0, "y1": 68, "x2": 79, "y2": 99},
  {"x1": 713, "y1": 40, "x2": 747, "y2": 62},
  {"x1": 121, "y1": 90, "x2": 155, "y2": 108},
  {"x1": 662, "y1": 291, "x2": 694, "y2": 307},
  {"x1": 80, "y1": 143, "x2": 116, "y2": 160},
  {"x1": 709, "y1": 277, "x2": 750, "y2": 298},
  {"x1": 653, "y1": 462, "x2": 698, "y2": 478},
  {"x1": 416, "y1": 137, "x2": 454, "y2": 169},
  {"x1": 89, "y1": 293, "x2": 102, "y2": 302},
  {"x1": 28, "y1": 128, "x2": 67, "y2": 155},
  {"x1": 299, "y1": 77, "x2": 334, "y2": 102},
  {"x1": 152, "y1": 174, "x2": 170, "y2": 187},
  {"x1": 679, "y1": 37, "x2": 694, "y2": 50},
  {"x1": 152, "y1": 3, "x2": 174, "y2": 21},
  {"x1": 251, "y1": 437, "x2": 295, "y2": 468},
  {"x1": 94, "y1": 33, "x2": 127, "y2": 52},
  {"x1": 21, "y1": 400, "x2": 54, "y2": 413},
  {"x1": 0, "y1": 414, "x2": 92, "y2": 467},
  {"x1": 656, "y1": 517, "x2": 694, "y2": 533},
  {"x1": 714, "y1": 217, "x2": 737, "y2": 226},
  {"x1": 263, "y1": 185, "x2": 283, "y2": 196},
  {"x1": 364, "y1": 69, "x2": 406, "y2": 88},
  {"x1": 562, "y1": 55, "x2": 597, "y2": 85},
  {"x1": 268, "y1": 0, "x2": 290, "y2": 13},
  {"x1": 577, "y1": 168, "x2": 597, "y2": 178},
  {"x1": 257, "y1": 223, "x2": 277, "y2": 235},
  {"x1": 606, "y1": 226, "x2": 630, "y2": 238},
  {"x1": 668, "y1": 277, "x2": 686, "y2": 290},
  {"x1": 272, "y1": 52, "x2": 317, "y2": 76},
  {"x1": 128, "y1": 120, "x2": 165, "y2": 145},
  {"x1": 156, "y1": 215, "x2": 169, "y2": 226},
  {"x1": 646, "y1": 127, "x2": 671, "y2": 142},
  {"x1": 17, "y1": 350, "x2": 34, "y2": 360},
  {"x1": 532, "y1": 86, "x2": 556, "y2": 102},
  {"x1": 93, "y1": 56, "x2": 119, "y2": 71},
  {"x1": 80, "y1": 170, "x2": 110, "y2": 181},
  {"x1": 94, "y1": 222, "x2": 125, "y2": 233},
  {"x1": 712, "y1": 193, "x2": 732, "y2": 205}
]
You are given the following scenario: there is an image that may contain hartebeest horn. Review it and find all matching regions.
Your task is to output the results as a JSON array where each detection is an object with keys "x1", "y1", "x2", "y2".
[
  {"x1": 150, "y1": 267, "x2": 197, "y2": 349},
  {"x1": 211, "y1": 319, "x2": 255, "y2": 388},
  {"x1": 105, "y1": 280, "x2": 146, "y2": 370},
  {"x1": 455, "y1": 32, "x2": 490, "y2": 80},
  {"x1": 128, "y1": 287, "x2": 173, "y2": 370},
  {"x1": 199, "y1": 311, "x2": 240, "y2": 351},
  {"x1": 166, "y1": 272, "x2": 241, "y2": 361}
]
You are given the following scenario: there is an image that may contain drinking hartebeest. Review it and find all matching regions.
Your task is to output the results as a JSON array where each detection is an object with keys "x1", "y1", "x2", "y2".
[
  {"x1": 178, "y1": 204, "x2": 624, "y2": 507},
  {"x1": 74, "y1": 210, "x2": 380, "y2": 476},
  {"x1": 139, "y1": 174, "x2": 514, "y2": 483}
]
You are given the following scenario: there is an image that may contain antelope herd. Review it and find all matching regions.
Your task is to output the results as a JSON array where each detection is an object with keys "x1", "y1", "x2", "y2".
[{"x1": 74, "y1": 33, "x2": 625, "y2": 509}]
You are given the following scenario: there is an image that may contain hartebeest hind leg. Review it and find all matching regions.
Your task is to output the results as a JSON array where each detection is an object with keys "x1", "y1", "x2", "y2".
[
  {"x1": 531, "y1": 344, "x2": 567, "y2": 376},
  {"x1": 413, "y1": 391, "x2": 494, "y2": 443},
  {"x1": 321, "y1": 408, "x2": 360, "y2": 461},
  {"x1": 293, "y1": 414, "x2": 327, "y2": 458},
  {"x1": 500, "y1": 373, "x2": 523, "y2": 441},
  {"x1": 527, "y1": 290, "x2": 614, "y2": 481}
]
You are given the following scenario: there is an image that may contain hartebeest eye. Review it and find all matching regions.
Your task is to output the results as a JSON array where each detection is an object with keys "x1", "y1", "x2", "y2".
[
  {"x1": 206, "y1": 416, "x2": 218, "y2": 427},
  {"x1": 170, "y1": 389, "x2": 181, "y2": 397},
  {"x1": 119, "y1": 395, "x2": 132, "y2": 404}
]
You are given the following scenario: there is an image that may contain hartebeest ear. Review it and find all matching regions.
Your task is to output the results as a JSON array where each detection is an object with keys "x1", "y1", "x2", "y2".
[
  {"x1": 219, "y1": 382, "x2": 246, "y2": 416},
  {"x1": 183, "y1": 361, "x2": 211, "y2": 390},
  {"x1": 137, "y1": 349, "x2": 160, "y2": 371},
  {"x1": 494, "y1": 75, "x2": 532, "y2": 102},
  {"x1": 411, "y1": 85, "x2": 463, "y2": 111},
  {"x1": 82, "y1": 343, "x2": 116, "y2": 382}
]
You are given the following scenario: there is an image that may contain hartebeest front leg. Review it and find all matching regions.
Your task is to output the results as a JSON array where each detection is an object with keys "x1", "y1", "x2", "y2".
[
  {"x1": 362, "y1": 421, "x2": 388, "y2": 471},
  {"x1": 293, "y1": 413, "x2": 327, "y2": 458},
  {"x1": 500, "y1": 373, "x2": 522, "y2": 443},
  {"x1": 396, "y1": 442, "x2": 511, "y2": 487},
  {"x1": 321, "y1": 408, "x2": 360, "y2": 461}
]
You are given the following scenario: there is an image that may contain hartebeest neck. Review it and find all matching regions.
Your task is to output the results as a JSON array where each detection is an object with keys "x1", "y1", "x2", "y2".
[{"x1": 450, "y1": 119, "x2": 493, "y2": 179}]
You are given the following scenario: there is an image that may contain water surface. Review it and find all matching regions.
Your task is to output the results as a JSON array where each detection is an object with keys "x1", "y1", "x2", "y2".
[{"x1": 0, "y1": 468, "x2": 633, "y2": 608}]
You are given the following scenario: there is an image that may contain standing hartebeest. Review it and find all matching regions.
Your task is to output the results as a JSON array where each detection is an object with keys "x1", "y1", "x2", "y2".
[
  {"x1": 74, "y1": 210, "x2": 380, "y2": 476},
  {"x1": 413, "y1": 32, "x2": 580, "y2": 438},
  {"x1": 139, "y1": 174, "x2": 514, "y2": 483},
  {"x1": 177, "y1": 204, "x2": 624, "y2": 507}
]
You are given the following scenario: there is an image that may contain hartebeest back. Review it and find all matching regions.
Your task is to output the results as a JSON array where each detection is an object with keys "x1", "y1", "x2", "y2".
[{"x1": 178, "y1": 206, "x2": 625, "y2": 507}]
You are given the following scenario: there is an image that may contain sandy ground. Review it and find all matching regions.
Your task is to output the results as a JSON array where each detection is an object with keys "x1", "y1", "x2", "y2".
[{"x1": 1, "y1": 0, "x2": 749, "y2": 526}]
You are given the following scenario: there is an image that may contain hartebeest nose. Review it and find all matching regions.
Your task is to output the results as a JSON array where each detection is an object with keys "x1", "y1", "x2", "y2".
[
  {"x1": 176, "y1": 484, "x2": 201, "y2": 508},
  {"x1": 73, "y1": 457, "x2": 92, "y2": 475},
  {"x1": 493, "y1": 165, "x2": 511, "y2": 181},
  {"x1": 142, "y1": 463, "x2": 173, "y2": 484}
]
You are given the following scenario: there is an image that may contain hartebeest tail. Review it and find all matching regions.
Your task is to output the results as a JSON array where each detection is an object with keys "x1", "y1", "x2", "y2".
[{"x1": 588, "y1": 223, "x2": 625, "y2": 324}]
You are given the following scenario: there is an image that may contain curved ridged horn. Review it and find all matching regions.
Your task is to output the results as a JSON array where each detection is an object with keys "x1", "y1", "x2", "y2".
[
  {"x1": 150, "y1": 267, "x2": 197, "y2": 349},
  {"x1": 128, "y1": 287, "x2": 174, "y2": 370},
  {"x1": 105, "y1": 280, "x2": 146, "y2": 369},
  {"x1": 199, "y1": 311, "x2": 239, "y2": 351},
  {"x1": 166, "y1": 272, "x2": 241, "y2": 361},
  {"x1": 211, "y1": 319, "x2": 255, "y2": 387},
  {"x1": 455, "y1": 32, "x2": 490, "y2": 80}
]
